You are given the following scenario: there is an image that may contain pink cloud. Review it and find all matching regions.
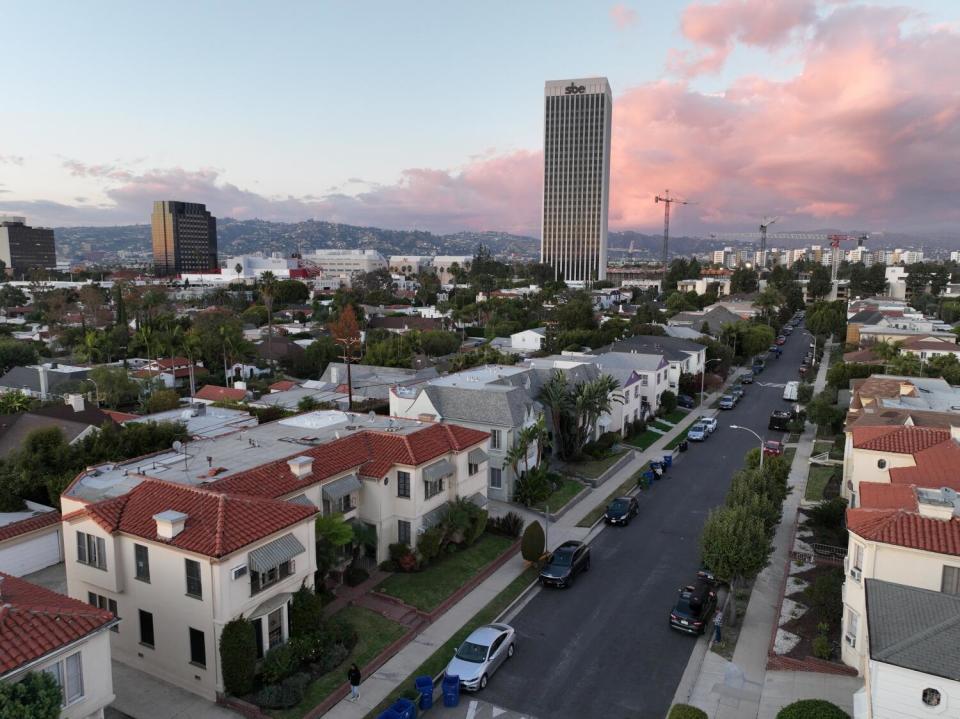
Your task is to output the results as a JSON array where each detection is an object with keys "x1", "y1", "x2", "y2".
[{"x1": 610, "y1": 4, "x2": 638, "y2": 30}]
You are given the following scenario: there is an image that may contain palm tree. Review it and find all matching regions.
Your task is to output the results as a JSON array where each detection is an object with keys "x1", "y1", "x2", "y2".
[
  {"x1": 574, "y1": 375, "x2": 623, "y2": 448},
  {"x1": 259, "y1": 271, "x2": 277, "y2": 366},
  {"x1": 538, "y1": 371, "x2": 572, "y2": 459},
  {"x1": 752, "y1": 287, "x2": 783, "y2": 325},
  {"x1": 79, "y1": 330, "x2": 104, "y2": 363},
  {"x1": 234, "y1": 263, "x2": 243, "y2": 282}
]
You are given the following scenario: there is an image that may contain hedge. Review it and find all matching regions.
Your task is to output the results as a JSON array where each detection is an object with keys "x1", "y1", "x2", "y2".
[
  {"x1": 776, "y1": 699, "x2": 850, "y2": 719},
  {"x1": 668, "y1": 704, "x2": 708, "y2": 719}
]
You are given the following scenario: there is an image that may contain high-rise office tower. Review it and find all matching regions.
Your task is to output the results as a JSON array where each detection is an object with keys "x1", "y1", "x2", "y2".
[
  {"x1": 0, "y1": 216, "x2": 56, "y2": 274},
  {"x1": 151, "y1": 201, "x2": 218, "y2": 275},
  {"x1": 541, "y1": 77, "x2": 612, "y2": 283}
]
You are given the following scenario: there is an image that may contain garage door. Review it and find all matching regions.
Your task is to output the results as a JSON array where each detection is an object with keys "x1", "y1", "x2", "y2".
[{"x1": 0, "y1": 529, "x2": 62, "y2": 576}]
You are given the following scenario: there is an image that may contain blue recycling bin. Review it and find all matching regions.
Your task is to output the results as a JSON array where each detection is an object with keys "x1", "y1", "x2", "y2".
[
  {"x1": 642, "y1": 470, "x2": 655, "y2": 483},
  {"x1": 391, "y1": 697, "x2": 417, "y2": 719},
  {"x1": 662, "y1": 454, "x2": 673, "y2": 468},
  {"x1": 414, "y1": 675, "x2": 433, "y2": 711},
  {"x1": 377, "y1": 711, "x2": 403, "y2": 719},
  {"x1": 442, "y1": 674, "x2": 460, "y2": 707}
]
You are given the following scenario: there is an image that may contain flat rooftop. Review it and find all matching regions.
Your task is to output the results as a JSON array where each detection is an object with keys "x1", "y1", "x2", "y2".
[
  {"x1": 126, "y1": 405, "x2": 257, "y2": 439},
  {"x1": 427, "y1": 364, "x2": 530, "y2": 387},
  {"x1": 66, "y1": 410, "x2": 429, "y2": 503}
]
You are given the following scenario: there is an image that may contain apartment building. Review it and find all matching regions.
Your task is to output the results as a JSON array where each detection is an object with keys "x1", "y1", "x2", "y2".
[
  {"x1": 603, "y1": 335, "x2": 707, "y2": 393},
  {"x1": 0, "y1": 572, "x2": 118, "y2": 719}
]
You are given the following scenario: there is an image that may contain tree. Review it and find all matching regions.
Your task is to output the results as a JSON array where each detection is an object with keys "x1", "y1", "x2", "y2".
[
  {"x1": 659, "y1": 390, "x2": 677, "y2": 414},
  {"x1": 0, "y1": 390, "x2": 32, "y2": 414},
  {"x1": 538, "y1": 371, "x2": 572, "y2": 459},
  {"x1": 806, "y1": 300, "x2": 846, "y2": 339},
  {"x1": 315, "y1": 513, "x2": 354, "y2": 583},
  {"x1": 144, "y1": 389, "x2": 182, "y2": 414},
  {"x1": 701, "y1": 504, "x2": 772, "y2": 625},
  {"x1": 259, "y1": 271, "x2": 277, "y2": 363},
  {"x1": 739, "y1": 323, "x2": 776, "y2": 358},
  {"x1": 730, "y1": 266, "x2": 758, "y2": 294},
  {"x1": 807, "y1": 391, "x2": 847, "y2": 434},
  {"x1": 352, "y1": 268, "x2": 396, "y2": 304},
  {"x1": 289, "y1": 585, "x2": 325, "y2": 638},
  {"x1": 273, "y1": 279, "x2": 310, "y2": 305},
  {"x1": 520, "y1": 520, "x2": 545, "y2": 562},
  {"x1": 752, "y1": 287, "x2": 783, "y2": 325},
  {"x1": 0, "y1": 670, "x2": 62, "y2": 719},
  {"x1": 419, "y1": 330, "x2": 460, "y2": 357},
  {"x1": 807, "y1": 265, "x2": 832, "y2": 300},
  {"x1": 220, "y1": 617, "x2": 257, "y2": 696},
  {"x1": 0, "y1": 284, "x2": 28, "y2": 308},
  {"x1": 553, "y1": 291, "x2": 596, "y2": 332},
  {"x1": 0, "y1": 339, "x2": 38, "y2": 373},
  {"x1": 89, "y1": 365, "x2": 141, "y2": 408}
]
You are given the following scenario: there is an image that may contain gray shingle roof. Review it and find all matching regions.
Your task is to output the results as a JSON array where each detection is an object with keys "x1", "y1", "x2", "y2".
[
  {"x1": 0, "y1": 366, "x2": 88, "y2": 394},
  {"x1": 423, "y1": 385, "x2": 536, "y2": 427},
  {"x1": 866, "y1": 578, "x2": 960, "y2": 680},
  {"x1": 599, "y1": 335, "x2": 705, "y2": 363}
]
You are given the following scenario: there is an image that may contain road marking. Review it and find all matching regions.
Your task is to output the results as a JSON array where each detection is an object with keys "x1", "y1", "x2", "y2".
[
  {"x1": 757, "y1": 382, "x2": 786, "y2": 388},
  {"x1": 466, "y1": 700, "x2": 478, "y2": 719},
  {"x1": 492, "y1": 709, "x2": 507, "y2": 717}
]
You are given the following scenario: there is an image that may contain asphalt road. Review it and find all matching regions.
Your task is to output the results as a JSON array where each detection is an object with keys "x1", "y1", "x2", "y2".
[{"x1": 471, "y1": 328, "x2": 811, "y2": 719}]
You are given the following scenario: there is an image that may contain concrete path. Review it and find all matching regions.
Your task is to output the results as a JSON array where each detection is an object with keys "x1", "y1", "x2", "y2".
[{"x1": 109, "y1": 660, "x2": 238, "y2": 719}]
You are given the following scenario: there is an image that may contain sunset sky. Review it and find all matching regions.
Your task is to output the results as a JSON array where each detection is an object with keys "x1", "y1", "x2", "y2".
[{"x1": 1, "y1": 0, "x2": 958, "y2": 236}]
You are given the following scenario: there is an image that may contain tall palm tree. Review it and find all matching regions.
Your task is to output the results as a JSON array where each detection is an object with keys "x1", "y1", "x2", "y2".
[
  {"x1": 259, "y1": 271, "x2": 277, "y2": 365},
  {"x1": 752, "y1": 287, "x2": 783, "y2": 325},
  {"x1": 538, "y1": 371, "x2": 571, "y2": 459}
]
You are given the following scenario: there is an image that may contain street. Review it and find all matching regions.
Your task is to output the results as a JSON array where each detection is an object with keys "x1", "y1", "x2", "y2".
[{"x1": 437, "y1": 330, "x2": 809, "y2": 719}]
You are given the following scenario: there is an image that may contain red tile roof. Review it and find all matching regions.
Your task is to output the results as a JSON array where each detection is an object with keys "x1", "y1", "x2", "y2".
[
  {"x1": 889, "y1": 439, "x2": 960, "y2": 490},
  {"x1": 153, "y1": 357, "x2": 191, "y2": 369},
  {"x1": 0, "y1": 511, "x2": 61, "y2": 544},
  {"x1": 102, "y1": 409, "x2": 141, "y2": 423},
  {"x1": 0, "y1": 572, "x2": 115, "y2": 676},
  {"x1": 210, "y1": 422, "x2": 488, "y2": 499},
  {"x1": 269, "y1": 380, "x2": 298, "y2": 392},
  {"x1": 195, "y1": 385, "x2": 247, "y2": 403},
  {"x1": 847, "y1": 508, "x2": 960, "y2": 557},
  {"x1": 70, "y1": 479, "x2": 316, "y2": 558},
  {"x1": 858, "y1": 483, "x2": 918, "y2": 511},
  {"x1": 852, "y1": 426, "x2": 950, "y2": 454}
]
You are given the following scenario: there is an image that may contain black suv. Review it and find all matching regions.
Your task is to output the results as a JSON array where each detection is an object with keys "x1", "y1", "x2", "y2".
[
  {"x1": 604, "y1": 496, "x2": 639, "y2": 526},
  {"x1": 769, "y1": 410, "x2": 793, "y2": 431},
  {"x1": 539, "y1": 541, "x2": 591, "y2": 588},
  {"x1": 669, "y1": 580, "x2": 717, "y2": 634}
]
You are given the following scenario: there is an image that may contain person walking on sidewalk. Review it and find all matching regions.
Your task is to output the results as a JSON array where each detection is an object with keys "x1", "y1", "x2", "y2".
[
  {"x1": 348, "y1": 663, "x2": 361, "y2": 701},
  {"x1": 713, "y1": 608, "x2": 723, "y2": 643}
]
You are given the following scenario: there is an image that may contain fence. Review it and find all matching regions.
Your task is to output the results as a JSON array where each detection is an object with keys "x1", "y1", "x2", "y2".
[{"x1": 790, "y1": 542, "x2": 847, "y2": 566}]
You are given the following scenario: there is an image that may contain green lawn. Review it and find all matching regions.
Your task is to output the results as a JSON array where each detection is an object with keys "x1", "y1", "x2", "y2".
[
  {"x1": 577, "y1": 463, "x2": 650, "y2": 528},
  {"x1": 541, "y1": 478, "x2": 585, "y2": 513},
  {"x1": 652, "y1": 420, "x2": 673, "y2": 432},
  {"x1": 805, "y1": 466, "x2": 837, "y2": 502},
  {"x1": 564, "y1": 449, "x2": 628, "y2": 478},
  {"x1": 273, "y1": 606, "x2": 405, "y2": 719},
  {"x1": 365, "y1": 566, "x2": 541, "y2": 719},
  {"x1": 375, "y1": 534, "x2": 513, "y2": 612},
  {"x1": 625, "y1": 429, "x2": 661, "y2": 451},
  {"x1": 664, "y1": 409, "x2": 690, "y2": 423},
  {"x1": 664, "y1": 414, "x2": 704, "y2": 450}
]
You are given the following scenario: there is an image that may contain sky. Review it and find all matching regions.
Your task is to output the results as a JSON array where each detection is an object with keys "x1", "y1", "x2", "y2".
[{"x1": 1, "y1": 0, "x2": 958, "y2": 237}]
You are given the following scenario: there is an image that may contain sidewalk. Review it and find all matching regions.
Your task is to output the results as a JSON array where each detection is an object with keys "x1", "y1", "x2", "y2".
[
  {"x1": 675, "y1": 344, "x2": 861, "y2": 719},
  {"x1": 322, "y1": 385, "x2": 732, "y2": 718}
]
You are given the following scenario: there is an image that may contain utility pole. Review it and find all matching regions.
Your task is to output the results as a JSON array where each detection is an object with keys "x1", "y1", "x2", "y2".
[{"x1": 654, "y1": 190, "x2": 690, "y2": 294}]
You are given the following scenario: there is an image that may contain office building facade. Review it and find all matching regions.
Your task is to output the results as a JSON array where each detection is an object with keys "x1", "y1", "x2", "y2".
[
  {"x1": 0, "y1": 215, "x2": 56, "y2": 273},
  {"x1": 541, "y1": 77, "x2": 612, "y2": 283},
  {"x1": 151, "y1": 201, "x2": 218, "y2": 275}
]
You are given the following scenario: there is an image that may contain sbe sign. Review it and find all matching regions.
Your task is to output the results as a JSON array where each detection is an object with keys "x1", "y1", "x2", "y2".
[{"x1": 565, "y1": 83, "x2": 586, "y2": 95}]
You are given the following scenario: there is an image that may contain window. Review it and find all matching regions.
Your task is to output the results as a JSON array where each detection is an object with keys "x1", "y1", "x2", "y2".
[
  {"x1": 250, "y1": 560, "x2": 293, "y2": 595},
  {"x1": 134, "y1": 544, "x2": 150, "y2": 582},
  {"x1": 43, "y1": 652, "x2": 84, "y2": 707},
  {"x1": 469, "y1": 462, "x2": 479, "y2": 476},
  {"x1": 87, "y1": 592, "x2": 119, "y2": 632},
  {"x1": 490, "y1": 429, "x2": 502, "y2": 450},
  {"x1": 489, "y1": 467, "x2": 502, "y2": 489},
  {"x1": 852, "y1": 543, "x2": 864, "y2": 571},
  {"x1": 844, "y1": 609, "x2": 858, "y2": 647},
  {"x1": 634, "y1": 386, "x2": 639, "y2": 398},
  {"x1": 268, "y1": 608, "x2": 283, "y2": 649},
  {"x1": 922, "y1": 688, "x2": 942, "y2": 707},
  {"x1": 398, "y1": 520, "x2": 411, "y2": 546},
  {"x1": 425, "y1": 477, "x2": 444, "y2": 499},
  {"x1": 397, "y1": 471, "x2": 411, "y2": 498},
  {"x1": 139, "y1": 609, "x2": 155, "y2": 648},
  {"x1": 185, "y1": 559, "x2": 202, "y2": 599},
  {"x1": 942, "y1": 566, "x2": 960, "y2": 595},
  {"x1": 641, "y1": 376, "x2": 648, "y2": 387},
  {"x1": 76, "y1": 531, "x2": 106, "y2": 570},
  {"x1": 189, "y1": 628, "x2": 206, "y2": 668}
]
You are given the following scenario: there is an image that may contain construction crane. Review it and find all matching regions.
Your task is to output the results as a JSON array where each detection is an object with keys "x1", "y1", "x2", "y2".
[
  {"x1": 654, "y1": 190, "x2": 691, "y2": 289},
  {"x1": 759, "y1": 216, "x2": 779, "y2": 268},
  {"x1": 828, "y1": 233, "x2": 869, "y2": 283}
]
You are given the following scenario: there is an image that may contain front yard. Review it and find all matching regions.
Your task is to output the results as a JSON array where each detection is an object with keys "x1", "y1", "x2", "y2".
[
  {"x1": 563, "y1": 448, "x2": 628, "y2": 478},
  {"x1": 625, "y1": 429, "x2": 661, "y2": 450},
  {"x1": 542, "y1": 477, "x2": 586, "y2": 513},
  {"x1": 375, "y1": 534, "x2": 514, "y2": 612},
  {"x1": 805, "y1": 466, "x2": 840, "y2": 502}
]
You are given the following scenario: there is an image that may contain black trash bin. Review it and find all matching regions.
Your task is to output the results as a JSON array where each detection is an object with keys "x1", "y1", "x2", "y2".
[{"x1": 678, "y1": 439, "x2": 689, "y2": 452}]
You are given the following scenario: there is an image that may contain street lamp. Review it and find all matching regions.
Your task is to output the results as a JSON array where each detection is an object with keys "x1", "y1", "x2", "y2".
[
  {"x1": 802, "y1": 331, "x2": 819, "y2": 367},
  {"x1": 729, "y1": 424, "x2": 765, "y2": 470},
  {"x1": 700, "y1": 358, "x2": 723, "y2": 406}
]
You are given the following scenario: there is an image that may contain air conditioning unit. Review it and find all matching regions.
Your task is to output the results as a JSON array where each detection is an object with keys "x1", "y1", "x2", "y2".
[
  {"x1": 231, "y1": 565, "x2": 248, "y2": 580},
  {"x1": 844, "y1": 633, "x2": 857, "y2": 648},
  {"x1": 849, "y1": 567, "x2": 862, "y2": 583}
]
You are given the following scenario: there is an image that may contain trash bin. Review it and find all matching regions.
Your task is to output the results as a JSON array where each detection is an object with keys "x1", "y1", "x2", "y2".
[
  {"x1": 678, "y1": 439, "x2": 689, "y2": 452},
  {"x1": 391, "y1": 697, "x2": 418, "y2": 719},
  {"x1": 662, "y1": 454, "x2": 673, "y2": 468},
  {"x1": 377, "y1": 710, "x2": 403, "y2": 719},
  {"x1": 414, "y1": 675, "x2": 433, "y2": 711},
  {"x1": 650, "y1": 460, "x2": 662, "y2": 471},
  {"x1": 442, "y1": 674, "x2": 460, "y2": 707},
  {"x1": 642, "y1": 470, "x2": 655, "y2": 483}
]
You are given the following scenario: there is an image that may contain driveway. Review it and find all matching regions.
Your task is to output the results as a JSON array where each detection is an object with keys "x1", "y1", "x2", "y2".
[
  {"x1": 109, "y1": 661, "x2": 239, "y2": 719},
  {"x1": 459, "y1": 334, "x2": 808, "y2": 719}
]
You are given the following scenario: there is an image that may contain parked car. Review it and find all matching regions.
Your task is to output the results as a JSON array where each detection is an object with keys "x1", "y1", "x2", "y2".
[
  {"x1": 769, "y1": 410, "x2": 793, "y2": 431},
  {"x1": 741, "y1": 372, "x2": 754, "y2": 384},
  {"x1": 699, "y1": 417, "x2": 718, "y2": 434},
  {"x1": 446, "y1": 623, "x2": 516, "y2": 691},
  {"x1": 687, "y1": 423, "x2": 708, "y2": 441},
  {"x1": 783, "y1": 326, "x2": 794, "y2": 335},
  {"x1": 719, "y1": 395, "x2": 736, "y2": 410},
  {"x1": 763, "y1": 439, "x2": 785, "y2": 457},
  {"x1": 539, "y1": 540, "x2": 591, "y2": 588},
  {"x1": 604, "y1": 496, "x2": 640, "y2": 526},
  {"x1": 776, "y1": 336, "x2": 786, "y2": 345},
  {"x1": 752, "y1": 359, "x2": 766, "y2": 373},
  {"x1": 677, "y1": 394, "x2": 696, "y2": 409},
  {"x1": 730, "y1": 387, "x2": 745, "y2": 403},
  {"x1": 669, "y1": 580, "x2": 718, "y2": 634}
]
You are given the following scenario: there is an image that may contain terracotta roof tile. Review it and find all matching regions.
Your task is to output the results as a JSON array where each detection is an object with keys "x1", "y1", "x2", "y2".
[
  {"x1": 195, "y1": 385, "x2": 247, "y2": 403},
  {"x1": 269, "y1": 380, "x2": 298, "y2": 392},
  {"x1": 852, "y1": 426, "x2": 950, "y2": 454},
  {"x1": 73, "y1": 478, "x2": 316, "y2": 558},
  {"x1": 889, "y1": 439, "x2": 960, "y2": 490},
  {"x1": 0, "y1": 511, "x2": 61, "y2": 543},
  {"x1": 0, "y1": 572, "x2": 115, "y2": 676},
  {"x1": 858, "y1": 483, "x2": 919, "y2": 511},
  {"x1": 847, "y1": 508, "x2": 960, "y2": 557}
]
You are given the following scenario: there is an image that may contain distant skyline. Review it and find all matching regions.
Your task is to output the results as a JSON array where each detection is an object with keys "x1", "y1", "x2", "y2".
[{"x1": 1, "y1": 0, "x2": 958, "y2": 236}]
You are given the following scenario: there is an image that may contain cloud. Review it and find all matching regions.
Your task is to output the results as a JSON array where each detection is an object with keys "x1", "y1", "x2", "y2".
[
  {"x1": 0, "y1": 155, "x2": 24, "y2": 166},
  {"x1": 670, "y1": 0, "x2": 817, "y2": 75},
  {"x1": 610, "y1": 4, "x2": 638, "y2": 30}
]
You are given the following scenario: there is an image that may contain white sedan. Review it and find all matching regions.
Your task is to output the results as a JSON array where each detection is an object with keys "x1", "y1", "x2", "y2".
[{"x1": 699, "y1": 417, "x2": 718, "y2": 434}]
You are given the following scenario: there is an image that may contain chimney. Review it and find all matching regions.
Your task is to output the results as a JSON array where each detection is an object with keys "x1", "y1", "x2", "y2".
[
  {"x1": 288, "y1": 456, "x2": 313, "y2": 479},
  {"x1": 66, "y1": 393, "x2": 85, "y2": 412},
  {"x1": 417, "y1": 413, "x2": 437, "y2": 423},
  {"x1": 153, "y1": 510, "x2": 188, "y2": 540}
]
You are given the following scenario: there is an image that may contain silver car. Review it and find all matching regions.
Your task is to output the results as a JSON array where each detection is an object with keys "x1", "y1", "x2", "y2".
[{"x1": 445, "y1": 623, "x2": 516, "y2": 690}]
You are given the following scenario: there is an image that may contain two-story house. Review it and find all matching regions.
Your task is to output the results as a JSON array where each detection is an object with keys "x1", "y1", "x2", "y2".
[
  {"x1": 602, "y1": 335, "x2": 706, "y2": 393},
  {"x1": 0, "y1": 572, "x2": 118, "y2": 719},
  {"x1": 62, "y1": 479, "x2": 318, "y2": 702}
]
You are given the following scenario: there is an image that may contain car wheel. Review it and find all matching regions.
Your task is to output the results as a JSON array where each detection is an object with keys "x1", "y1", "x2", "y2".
[
  {"x1": 479, "y1": 674, "x2": 488, "y2": 690},
  {"x1": 507, "y1": 643, "x2": 515, "y2": 658}
]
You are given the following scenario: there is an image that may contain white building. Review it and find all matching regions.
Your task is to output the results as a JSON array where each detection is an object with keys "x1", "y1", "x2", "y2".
[
  {"x1": 510, "y1": 327, "x2": 547, "y2": 352},
  {"x1": 389, "y1": 256, "x2": 430, "y2": 275},
  {"x1": 305, "y1": 249, "x2": 386, "y2": 274},
  {"x1": 541, "y1": 77, "x2": 612, "y2": 282},
  {"x1": 431, "y1": 256, "x2": 472, "y2": 284},
  {"x1": 0, "y1": 502, "x2": 62, "y2": 576}
]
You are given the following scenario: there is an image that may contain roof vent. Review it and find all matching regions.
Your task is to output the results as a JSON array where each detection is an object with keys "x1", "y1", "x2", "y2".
[
  {"x1": 154, "y1": 510, "x2": 188, "y2": 540},
  {"x1": 288, "y1": 456, "x2": 313, "y2": 479}
]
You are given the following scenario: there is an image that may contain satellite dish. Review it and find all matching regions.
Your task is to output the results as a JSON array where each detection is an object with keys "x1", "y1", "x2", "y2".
[{"x1": 172, "y1": 440, "x2": 183, "y2": 453}]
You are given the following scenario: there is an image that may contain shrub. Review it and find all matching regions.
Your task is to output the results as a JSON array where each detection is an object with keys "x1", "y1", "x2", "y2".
[
  {"x1": 776, "y1": 699, "x2": 849, "y2": 719},
  {"x1": 807, "y1": 498, "x2": 847, "y2": 529},
  {"x1": 797, "y1": 382, "x2": 814, "y2": 404},
  {"x1": 520, "y1": 520, "x2": 545, "y2": 562},
  {"x1": 582, "y1": 431, "x2": 619, "y2": 458},
  {"x1": 659, "y1": 390, "x2": 678, "y2": 414},
  {"x1": 465, "y1": 509, "x2": 488, "y2": 546},
  {"x1": 804, "y1": 569, "x2": 844, "y2": 624},
  {"x1": 316, "y1": 641, "x2": 350, "y2": 674},
  {"x1": 253, "y1": 673, "x2": 311, "y2": 709},
  {"x1": 812, "y1": 634, "x2": 832, "y2": 660},
  {"x1": 220, "y1": 617, "x2": 257, "y2": 696},
  {"x1": 488, "y1": 511, "x2": 524, "y2": 538},
  {"x1": 289, "y1": 586, "x2": 324, "y2": 639},
  {"x1": 261, "y1": 644, "x2": 299, "y2": 685},
  {"x1": 344, "y1": 565, "x2": 370, "y2": 587},
  {"x1": 514, "y1": 468, "x2": 553, "y2": 506},
  {"x1": 378, "y1": 559, "x2": 398, "y2": 572},
  {"x1": 668, "y1": 705, "x2": 708, "y2": 719},
  {"x1": 389, "y1": 542, "x2": 418, "y2": 572},
  {"x1": 417, "y1": 526, "x2": 445, "y2": 564},
  {"x1": 389, "y1": 542, "x2": 411, "y2": 564},
  {"x1": 0, "y1": 671, "x2": 61, "y2": 719}
]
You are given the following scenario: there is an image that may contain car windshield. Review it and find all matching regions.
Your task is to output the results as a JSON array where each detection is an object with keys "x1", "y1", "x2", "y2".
[
  {"x1": 456, "y1": 641, "x2": 489, "y2": 663},
  {"x1": 609, "y1": 499, "x2": 629, "y2": 512},
  {"x1": 675, "y1": 595, "x2": 705, "y2": 618},
  {"x1": 550, "y1": 549, "x2": 575, "y2": 566},
  {"x1": 691, "y1": 424, "x2": 704, "y2": 432}
]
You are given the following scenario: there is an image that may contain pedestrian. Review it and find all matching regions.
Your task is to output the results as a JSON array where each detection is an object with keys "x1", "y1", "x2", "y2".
[
  {"x1": 348, "y1": 663, "x2": 361, "y2": 701},
  {"x1": 713, "y1": 608, "x2": 723, "y2": 644}
]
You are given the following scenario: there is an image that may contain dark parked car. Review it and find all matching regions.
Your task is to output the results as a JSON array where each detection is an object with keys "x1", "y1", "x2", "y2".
[
  {"x1": 669, "y1": 580, "x2": 718, "y2": 634},
  {"x1": 741, "y1": 372, "x2": 754, "y2": 384},
  {"x1": 730, "y1": 387, "x2": 745, "y2": 403},
  {"x1": 539, "y1": 541, "x2": 591, "y2": 588},
  {"x1": 769, "y1": 410, "x2": 793, "y2": 431},
  {"x1": 677, "y1": 394, "x2": 696, "y2": 409},
  {"x1": 604, "y1": 496, "x2": 639, "y2": 526}
]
